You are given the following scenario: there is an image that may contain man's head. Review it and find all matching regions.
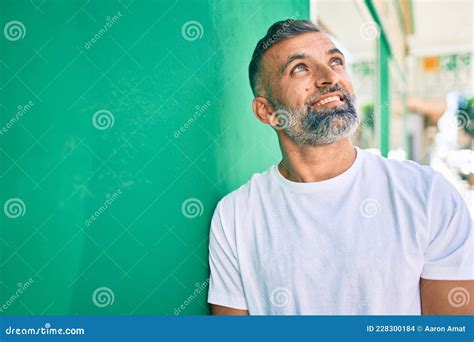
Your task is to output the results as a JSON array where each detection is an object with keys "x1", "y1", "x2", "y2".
[{"x1": 249, "y1": 19, "x2": 359, "y2": 147}]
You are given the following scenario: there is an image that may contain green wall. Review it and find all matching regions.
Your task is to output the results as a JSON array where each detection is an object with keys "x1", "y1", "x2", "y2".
[{"x1": 0, "y1": 0, "x2": 309, "y2": 314}]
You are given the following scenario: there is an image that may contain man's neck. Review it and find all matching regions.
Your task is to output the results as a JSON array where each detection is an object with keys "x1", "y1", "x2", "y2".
[{"x1": 277, "y1": 137, "x2": 357, "y2": 183}]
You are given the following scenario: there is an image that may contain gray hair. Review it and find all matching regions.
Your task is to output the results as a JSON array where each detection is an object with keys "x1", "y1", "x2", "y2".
[{"x1": 248, "y1": 19, "x2": 320, "y2": 97}]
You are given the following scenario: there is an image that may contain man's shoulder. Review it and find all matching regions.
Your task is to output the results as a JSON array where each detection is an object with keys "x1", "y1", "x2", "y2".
[
  {"x1": 360, "y1": 149, "x2": 464, "y2": 205},
  {"x1": 361, "y1": 148, "x2": 438, "y2": 184}
]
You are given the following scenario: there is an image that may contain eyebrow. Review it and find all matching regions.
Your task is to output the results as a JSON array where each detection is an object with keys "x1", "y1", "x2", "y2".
[
  {"x1": 327, "y1": 47, "x2": 345, "y2": 58},
  {"x1": 278, "y1": 53, "x2": 308, "y2": 75},
  {"x1": 278, "y1": 48, "x2": 345, "y2": 75}
]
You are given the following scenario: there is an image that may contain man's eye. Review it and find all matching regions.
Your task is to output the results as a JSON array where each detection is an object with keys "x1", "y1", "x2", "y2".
[
  {"x1": 292, "y1": 64, "x2": 306, "y2": 73},
  {"x1": 330, "y1": 58, "x2": 344, "y2": 66}
]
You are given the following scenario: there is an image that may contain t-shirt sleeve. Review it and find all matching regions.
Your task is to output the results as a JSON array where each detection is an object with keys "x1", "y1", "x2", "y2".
[
  {"x1": 207, "y1": 201, "x2": 248, "y2": 310},
  {"x1": 421, "y1": 172, "x2": 474, "y2": 280}
]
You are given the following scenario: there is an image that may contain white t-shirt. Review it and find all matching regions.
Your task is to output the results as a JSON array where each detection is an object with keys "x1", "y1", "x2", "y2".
[{"x1": 207, "y1": 146, "x2": 474, "y2": 315}]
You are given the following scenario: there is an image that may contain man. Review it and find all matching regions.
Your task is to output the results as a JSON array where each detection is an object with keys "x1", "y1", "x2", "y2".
[{"x1": 207, "y1": 19, "x2": 474, "y2": 315}]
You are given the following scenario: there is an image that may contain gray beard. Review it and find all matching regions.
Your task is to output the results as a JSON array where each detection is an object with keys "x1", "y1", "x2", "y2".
[{"x1": 270, "y1": 91, "x2": 360, "y2": 147}]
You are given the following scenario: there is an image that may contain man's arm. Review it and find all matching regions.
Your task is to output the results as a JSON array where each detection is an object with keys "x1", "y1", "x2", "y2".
[
  {"x1": 207, "y1": 201, "x2": 249, "y2": 314},
  {"x1": 420, "y1": 278, "x2": 474, "y2": 315},
  {"x1": 210, "y1": 304, "x2": 249, "y2": 315}
]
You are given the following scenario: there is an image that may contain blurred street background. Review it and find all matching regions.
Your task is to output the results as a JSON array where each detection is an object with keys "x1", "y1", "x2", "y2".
[{"x1": 315, "y1": 0, "x2": 473, "y2": 215}]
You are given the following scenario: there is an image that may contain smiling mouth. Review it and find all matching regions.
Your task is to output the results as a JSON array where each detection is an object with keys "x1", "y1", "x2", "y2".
[
  {"x1": 314, "y1": 95, "x2": 342, "y2": 107},
  {"x1": 310, "y1": 91, "x2": 346, "y2": 108}
]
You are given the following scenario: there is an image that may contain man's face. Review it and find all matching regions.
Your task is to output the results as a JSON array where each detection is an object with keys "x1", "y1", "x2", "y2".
[{"x1": 260, "y1": 32, "x2": 359, "y2": 146}]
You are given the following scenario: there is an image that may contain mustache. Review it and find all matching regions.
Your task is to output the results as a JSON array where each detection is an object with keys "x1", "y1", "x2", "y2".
[{"x1": 305, "y1": 84, "x2": 353, "y2": 106}]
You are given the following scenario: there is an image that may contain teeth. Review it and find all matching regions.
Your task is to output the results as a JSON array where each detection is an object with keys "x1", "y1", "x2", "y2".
[{"x1": 316, "y1": 96, "x2": 340, "y2": 106}]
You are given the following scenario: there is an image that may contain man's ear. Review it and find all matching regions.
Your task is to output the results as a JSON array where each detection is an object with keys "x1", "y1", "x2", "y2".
[{"x1": 252, "y1": 96, "x2": 277, "y2": 126}]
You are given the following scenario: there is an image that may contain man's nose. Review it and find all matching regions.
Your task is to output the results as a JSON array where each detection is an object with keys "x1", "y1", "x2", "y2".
[{"x1": 314, "y1": 66, "x2": 341, "y2": 88}]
